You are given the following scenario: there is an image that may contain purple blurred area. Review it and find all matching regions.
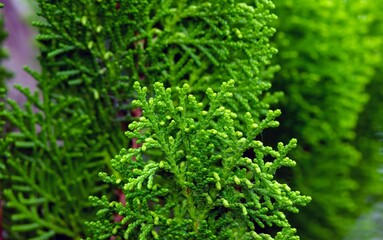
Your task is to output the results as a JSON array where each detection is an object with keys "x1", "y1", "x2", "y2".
[
  {"x1": 2, "y1": 0, "x2": 38, "y2": 104},
  {"x1": 1, "y1": 2, "x2": 39, "y2": 239}
]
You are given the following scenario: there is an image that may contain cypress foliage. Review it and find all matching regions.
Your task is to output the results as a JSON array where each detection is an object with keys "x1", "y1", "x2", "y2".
[
  {"x1": 0, "y1": 3, "x2": 12, "y2": 111},
  {"x1": 0, "y1": 4, "x2": 13, "y2": 238},
  {"x1": 270, "y1": 0, "x2": 379, "y2": 239},
  {"x1": 1, "y1": 1, "x2": 309, "y2": 239},
  {"x1": 1, "y1": 70, "x2": 109, "y2": 239},
  {"x1": 0, "y1": 4, "x2": 10, "y2": 130},
  {"x1": 86, "y1": 80, "x2": 310, "y2": 239},
  {"x1": 352, "y1": 0, "x2": 383, "y2": 205},
  {"x1": 35, "y1": 0, "x2": 280, "y2": 131},
  {"x1": 0, "y1": 1, "x2": 12, "y2": 190},
  {"x1": 0, "y1": 5, "x2": 9, "y2": 90}
]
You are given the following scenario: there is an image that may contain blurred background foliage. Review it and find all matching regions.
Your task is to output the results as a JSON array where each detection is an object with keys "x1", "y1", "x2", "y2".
[
  {"x1": 267, "y1": 0, "x2": 383, "y2": 239},
  {"x1": 1, "y1": 0, "x2": 383, "y2": 240}
]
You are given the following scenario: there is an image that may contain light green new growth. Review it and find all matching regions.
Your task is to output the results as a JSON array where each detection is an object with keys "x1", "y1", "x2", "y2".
[
  {"x1": 87, "y1": 80, "x2": 311, "y2": 239},
  {"x1": 1, "y1": 1, "x2": 310, "y2": 239}
]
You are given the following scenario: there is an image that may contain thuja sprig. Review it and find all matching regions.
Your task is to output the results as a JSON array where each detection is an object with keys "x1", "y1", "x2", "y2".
[
  {"x1": 34, "y1": 0, "x2": 280, "y2": 130},
  {"x1": 1, "y1": 70, "x2": 110, "y2": 239},
  {"x1": 86, "y1": 80, "x2": 311, "y2": 240},
  {"x1": 0, "y1": 87, "x2": 10, "y2": 176}
]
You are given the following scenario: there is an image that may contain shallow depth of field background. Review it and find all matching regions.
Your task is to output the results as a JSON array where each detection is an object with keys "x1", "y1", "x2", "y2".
[{"x1": 2, "y1": 0, "x2": 383, "y2": 239}]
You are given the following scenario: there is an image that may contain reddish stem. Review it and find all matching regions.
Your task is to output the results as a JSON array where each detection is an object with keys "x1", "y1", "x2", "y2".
[{"x1": 111, "y1": 107, "x2": 142, "y2": 239}]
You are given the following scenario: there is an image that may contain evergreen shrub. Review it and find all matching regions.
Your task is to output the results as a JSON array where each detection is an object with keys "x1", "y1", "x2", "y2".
[
  {"x1": 1, "y1": 1, "x2": 310, "y2": 239},
  {"x1": 353, "y1": 0, "x2": 383, "y2": 205},
  {"x1": 270, "y1": 0, "x2": 380, "y2": 239},
  {"x1": 86, "y1": 80, "x2": 311, "y2": 239}
]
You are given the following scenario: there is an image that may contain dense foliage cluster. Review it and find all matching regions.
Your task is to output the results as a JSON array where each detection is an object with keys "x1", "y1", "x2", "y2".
[
  {"x1": 0, "y1": 8, "x2": 12, "y2": 239},
  {"x1": 86, "y1": 80, "x2": 310, "y2": 239},
  {"x1": 36, "y1": 0, "x2": 279, "y2": 126},
  {"x1": 0, "y1": 8, "x2": 11, "y2": 176},
  {"x1": 1, "y1": 0, "x2": 383, "y2": 239},
  {"x1": 353, "y1": 0, "x2": 383, "y2": 207},
  {"x1": 1, "y1": 1, "x2": 308, "y2": 239},
  {"x1": 269, "y1": 0, "x2": 383, "y2": 239},
  {"x1": 1, "y1": 69, "x2": 110, "y2": 239}
]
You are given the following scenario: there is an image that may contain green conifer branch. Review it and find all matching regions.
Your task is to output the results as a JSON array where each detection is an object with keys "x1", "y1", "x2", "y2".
[
  {"x1": 86, "y1": 80, "x2": 310, "y2": 239},
  {"x1": 0, "y1": 10, "x2": 13, "y2": 238},
  {"x1": 2, "y1": 1, "x2": 307, "y2": 239},
  {"x1": 353, "y1": 0, "x2": 383, "y2": 206},
  {"x1": 0, "y1": 9, "x2": 10, "y2": 157},
  {"x1": 1, "y1": 71, "x2": 110, "y2": 239},
  {"x1": 34, "y1": 0, "x2": 280, "y2": 132},
  {"x1": 269, "y1": 0, "x2": 380, "y2": 238}
]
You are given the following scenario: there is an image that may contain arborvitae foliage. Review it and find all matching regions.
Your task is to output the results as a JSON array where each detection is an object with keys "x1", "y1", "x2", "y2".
[
  {"x1": 353, "y1": 0, "x2": 383, "y2": 204},
  {"x1": 269, "y1": 0, "x2": 379, "y2": 239},
  {"x1": 0, "y1": 86, "x2": 9, "y2": 186},
  {"x1": 86, "y1": 80, "x2": 311, "y2": 240},
  {"x1": 2, "y1": 1, "x2": 287, "y2": 239},
  {"x1": 35, "y1": 0, "x2": 280, "y2": 129},
  {"x1": 1, "y1": 69, "x2": 110, "y2": 240},
  {"x1": 0, "y1": 6, "x2": 12, "y2": 104},
  {"x1": 1, "y1": 3, "x2": 12, "y2": 191},
  {"x1": 0, "y1": 9, "x2": 10, "y2": 89}
]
